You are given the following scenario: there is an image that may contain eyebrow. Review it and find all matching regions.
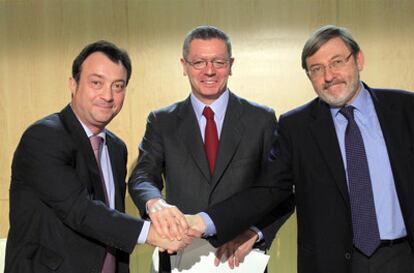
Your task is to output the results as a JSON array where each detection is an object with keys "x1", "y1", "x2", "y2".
[
  {"x1": 308, "y1": 54, "x2": 346, "y2": 68},
  {"x1": 88, "y1": 74, "x2": 126, "y2": 83}
]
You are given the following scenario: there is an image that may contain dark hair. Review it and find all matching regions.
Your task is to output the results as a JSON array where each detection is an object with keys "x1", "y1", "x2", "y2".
[
  {"x1": 72, "y1": 40, "x2": 132, "y2": 85},
  {"x1": 182, "y1": 25, "x2": 232, "y2": 59},
  {"x1": 301, "y1": 25, "x2": 360, "y2": 70}
]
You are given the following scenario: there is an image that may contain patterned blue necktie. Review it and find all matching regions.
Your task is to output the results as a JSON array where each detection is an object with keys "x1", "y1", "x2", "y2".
[{"x1": 340, "y1": 106, "x2": 381, "y2": 256}]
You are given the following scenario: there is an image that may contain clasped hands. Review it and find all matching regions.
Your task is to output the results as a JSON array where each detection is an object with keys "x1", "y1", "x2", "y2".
[
  {"x1": 145, "y1": 198, "x2": 259, "y2": 268},
  {"x1": 145, "y1": 198, "x2": 206, "y2": 253}
]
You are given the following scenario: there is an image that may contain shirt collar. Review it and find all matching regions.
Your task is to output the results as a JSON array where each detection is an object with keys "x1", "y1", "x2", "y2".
[
  {"x1": 190, "y1": 89, "x2": 229, "y2": 121},
  {"x1": 77, "y1": 117, "x2": 107, "y2": 144}
]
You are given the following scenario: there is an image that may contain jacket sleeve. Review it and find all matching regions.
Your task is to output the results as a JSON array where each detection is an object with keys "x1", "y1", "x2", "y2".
[
  {"x1": 206, "y1": 114, "x2": 295, "y2": 247},
  {"x1": 128, "y1": 111, "x2": 164, "y2": 218},
  {"x1": 253, "y1": 110, "x2": 295, "y2": 250}
]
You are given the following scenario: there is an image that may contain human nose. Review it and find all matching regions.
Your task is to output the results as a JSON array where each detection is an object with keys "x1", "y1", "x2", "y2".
[
  {"x1": 323, "y1": 65, "x2": 335, "y2": 82},
  {"x1": 204, "y1": 61, "x2": 216, "y2": 75},
  {"x1": 100, "y1": 84, "x2": 114, "y2": 101}
]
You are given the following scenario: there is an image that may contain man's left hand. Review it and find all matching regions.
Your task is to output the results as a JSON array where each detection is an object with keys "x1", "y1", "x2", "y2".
[{"x1": 214, "y1": 229, "x2": 258, "y2": 269}]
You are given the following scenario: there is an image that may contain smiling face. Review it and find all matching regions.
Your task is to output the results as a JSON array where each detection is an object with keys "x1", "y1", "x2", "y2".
[
  {"x1": 305, "y1": 37, "x2": 364, "y2": 107},
  {"x1": 181, "y1": 38, "x2": 234, "y2": 105},
  {"x1": 69, "y1": 51, "x2": 127, "y2": 134}
]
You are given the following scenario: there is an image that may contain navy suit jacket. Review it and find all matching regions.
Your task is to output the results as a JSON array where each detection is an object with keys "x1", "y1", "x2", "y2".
[{"x1": 205, "y1": 83, "x2": 414, "y2": 273}]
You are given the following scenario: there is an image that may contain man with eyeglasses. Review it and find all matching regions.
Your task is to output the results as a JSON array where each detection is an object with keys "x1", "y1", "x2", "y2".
[
  {"x1": 128, "y1": 25, "x2": 293, "y2": 272},
  {"x1": 186, "y1": 25, "x2": 414, "y2": 273}
]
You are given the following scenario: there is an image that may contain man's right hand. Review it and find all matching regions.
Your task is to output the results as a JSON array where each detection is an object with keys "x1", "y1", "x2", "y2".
[
  {"x1": 147, "y1": 198, "x2": 188, "y2": 241},
  {"x1": 146, "y1": 224, "x2": 192, "y2": 254}
]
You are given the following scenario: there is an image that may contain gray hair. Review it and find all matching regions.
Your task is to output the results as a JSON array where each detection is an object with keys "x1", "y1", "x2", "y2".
[
  {"x1": 182, "y1": 25, "x2": 232, "y2": 59},
  {"x1": 301, "y1": 25, "x2": 360, "y2": 70}
]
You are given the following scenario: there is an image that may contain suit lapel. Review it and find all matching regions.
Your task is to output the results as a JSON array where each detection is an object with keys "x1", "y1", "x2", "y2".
[
  {"x1": 177, "y1": 97, "x2": 211, "y2": 181},
  {"x1": 106, "y1": 135, "x2": 125, "y2": 211},
  {"x1": 308, "y1": 100, "x2": 350, "y2": 207},
  {"x1": 59, "y1": 105, "x2": 107, "y2": 203},
  {"x1": 211, "y1": 92, "x2": 244, "y2": 186}
]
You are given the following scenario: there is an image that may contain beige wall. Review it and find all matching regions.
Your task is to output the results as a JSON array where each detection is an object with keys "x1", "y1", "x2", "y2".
[{"x1": 1, "y1": 0, "x2": 413, "y2": 272}]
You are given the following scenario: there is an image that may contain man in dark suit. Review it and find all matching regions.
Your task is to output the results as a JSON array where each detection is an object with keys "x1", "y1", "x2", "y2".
[
  {"x1": 128, "y1": 26, "x2": 293, "y2": 272},
  {"x1": 4, "y1": 41, "x2": 191, "y2": 273},
  {"x1": 188, "y1": 25, "x2": 414, "y2": 273}
]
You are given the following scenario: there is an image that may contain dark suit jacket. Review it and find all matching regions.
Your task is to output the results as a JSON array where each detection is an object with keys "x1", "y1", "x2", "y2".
[
  {"x1": 128, "y1": 92, "x2": 293, "y2": 250},
  {"x1": 204, "y1": 84, "x2": 414, "y2": 273},
  {"x1": 5, "y1": 105, "x2": 143, "y2": 273}
]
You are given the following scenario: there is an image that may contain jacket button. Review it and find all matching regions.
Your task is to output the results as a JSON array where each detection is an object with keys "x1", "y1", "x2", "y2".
[{"x1": 345, "y1": 252, "x2": 352, "y2": 260}]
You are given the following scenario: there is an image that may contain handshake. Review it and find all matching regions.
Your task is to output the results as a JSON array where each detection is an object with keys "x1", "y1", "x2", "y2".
[
  {"x1": 144, "y1": 199, "x2": 207, "y2": 253},
  {"x1": 144, "y1": 199, "x2": 260, "y2": 269}
]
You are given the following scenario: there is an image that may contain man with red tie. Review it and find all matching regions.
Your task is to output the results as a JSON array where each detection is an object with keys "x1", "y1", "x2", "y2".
[{"x1": 128, "y1": 25, "x2": 293, "y2": 273}]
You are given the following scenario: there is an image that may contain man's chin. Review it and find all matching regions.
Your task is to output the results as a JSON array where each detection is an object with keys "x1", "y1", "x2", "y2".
[{"x1": 319, "y1": 94, "x2": 348, "y2": 107}]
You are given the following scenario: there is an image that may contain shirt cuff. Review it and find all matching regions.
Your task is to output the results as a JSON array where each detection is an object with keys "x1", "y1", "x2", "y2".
[
  {"x1": 199, "y1": 212, "x2": 216, "y2": 237},
  {"x1": 137, "y1": 221, "x2": 151, "y2": 244},
  {"x1": 249, "y1": 226, "x2": 264, "y2": 242}
]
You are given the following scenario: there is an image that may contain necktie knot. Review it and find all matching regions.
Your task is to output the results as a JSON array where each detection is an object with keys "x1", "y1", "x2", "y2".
[
  {"x1": 340, "y1": 105, "x2": 355, "y2": 121},
  {"x1": 203, "y1": 107, "x2": 215, "y2": 120}
]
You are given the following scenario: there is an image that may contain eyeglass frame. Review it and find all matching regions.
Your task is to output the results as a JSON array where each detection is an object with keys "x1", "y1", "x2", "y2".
[
  {"x1": 306, "y1": 52, "x2": 354, "y2": 78},
  {"x1": 184, "y1": 58, "x2": 232, "y2": 70}
]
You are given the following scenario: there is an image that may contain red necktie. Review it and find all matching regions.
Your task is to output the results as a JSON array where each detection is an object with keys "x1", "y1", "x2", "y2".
[
  {"x1": 90, "y1": 135, "x2": 116, "y2": 273},
  {"x1": 203, "y1": 107, "x2": 219, "y2": 175}
]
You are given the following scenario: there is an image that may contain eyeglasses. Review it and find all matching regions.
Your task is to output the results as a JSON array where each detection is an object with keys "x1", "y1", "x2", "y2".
[
  {"x1": 307, "y1": 52, "x2": 354, "y2": 78},
  {"x1": 185, "y1": 59, "x2": 231, "y2": 70}
]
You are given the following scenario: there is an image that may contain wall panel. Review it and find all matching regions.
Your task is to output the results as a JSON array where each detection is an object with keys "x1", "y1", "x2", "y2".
[{"x1": 1, "y1": 1, "x2": 413, "y2": 272}]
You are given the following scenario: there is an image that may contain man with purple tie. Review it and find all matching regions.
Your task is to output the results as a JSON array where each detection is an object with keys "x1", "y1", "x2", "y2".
[{"x1": 5, "y1": 40, "x2": 191, "y2": 273}]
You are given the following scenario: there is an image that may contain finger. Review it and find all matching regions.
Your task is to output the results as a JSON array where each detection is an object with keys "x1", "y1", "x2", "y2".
[
  {"x1": 237, "y1": 249, "x2": 246, "y2": 264},
  {"x1": 234, "y1": 253, "x2": 240, "y2": 267},
  {"x1": 173, "y1": 211, "x2": 189, "y2": 232},
  {"x1": 168, "y1": 212, "x2": 190, "y2": 241},
  {"x1": 227, "y1": 251, "x2": 235, "y2": 269},
  {"x1": 163, "y1": 208, "x2": 187, "y2": 240},
  {"x1": 150, "y1": 215, "x2": 167, "y2": 238},
  {"x1": 182, "y1": 235, "x2": 193, "y2": 246},
  {"x1": 168, "y1": 208, "x2": 188, "y2": 235},
  {"x1": 160, "y1": 216, "x2": 175, "y2": 241},
  {"x1": 214, "y1": 245, "x2": 226, "y2": 266}
]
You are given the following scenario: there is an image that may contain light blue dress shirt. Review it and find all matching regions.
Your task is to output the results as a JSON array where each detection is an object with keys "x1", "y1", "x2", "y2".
[
  {"x1": 330, "y1": 84, "x2": 406, "y2": 239},
  {"x1": 190, "y1": 89, "x2": 229, "y2": 140}
]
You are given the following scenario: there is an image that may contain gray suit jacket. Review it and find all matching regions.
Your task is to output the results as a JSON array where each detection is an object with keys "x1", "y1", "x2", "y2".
[{"x1": 129, "y1": 91, "x2": 293, "y2": 250}]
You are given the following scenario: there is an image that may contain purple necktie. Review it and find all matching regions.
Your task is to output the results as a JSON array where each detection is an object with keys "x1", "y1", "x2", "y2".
[
  {"x1": 340, "y1": 106, "x2": 381, "y2": 256},
  {"x1": 90, "y1": 135, "x2": 116, "y2": 273},
  {"x1": 203, "y1": 107, "x2": 219, "y2": 175}
]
